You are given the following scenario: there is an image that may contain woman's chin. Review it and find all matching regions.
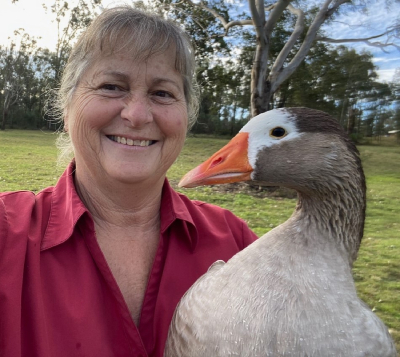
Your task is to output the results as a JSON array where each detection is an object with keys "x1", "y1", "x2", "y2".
[{"x1": 106, "y1": 167, "x2": 163, "y2": 187}]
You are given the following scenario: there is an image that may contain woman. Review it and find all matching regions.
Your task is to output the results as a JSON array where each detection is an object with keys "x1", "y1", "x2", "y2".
[{"x1": 0, "y1": 6, "x2": 257, "y2": 357}]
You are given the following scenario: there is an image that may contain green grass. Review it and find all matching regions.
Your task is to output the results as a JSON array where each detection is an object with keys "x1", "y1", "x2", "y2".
[
  {"x1": 1, "y1": 129, "x2": 399, "y2": 351},
  {"x1": 0, "y1": 130, "x2": 64, "y2": 192}
]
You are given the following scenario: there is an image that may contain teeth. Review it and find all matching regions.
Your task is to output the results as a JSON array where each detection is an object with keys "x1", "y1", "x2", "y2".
[{"x1": 110, "y1": 136, "x2": 152, "y2": 147}]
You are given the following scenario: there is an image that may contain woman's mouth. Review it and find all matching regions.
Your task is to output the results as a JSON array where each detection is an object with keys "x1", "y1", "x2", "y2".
[{"x1": 107, "y1": 135, "x2": 157, "y2": 147}]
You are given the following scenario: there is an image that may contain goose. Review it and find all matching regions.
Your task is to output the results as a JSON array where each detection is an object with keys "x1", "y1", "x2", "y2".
[{"x1": 164, "y1": 108, "x2": 397, "y2": 357}]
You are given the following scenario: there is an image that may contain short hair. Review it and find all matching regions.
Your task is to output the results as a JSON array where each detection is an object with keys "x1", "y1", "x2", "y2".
[{"x1": 55, "y1": 6, "x2": 199, "y2": 164}]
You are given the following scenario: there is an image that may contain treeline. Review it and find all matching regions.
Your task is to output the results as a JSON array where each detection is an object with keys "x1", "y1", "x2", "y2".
[
  {"x1": 1, "y1": 0, "x2": 399, "y2": 141},
  {"x1": 192, "y1": 43, "x2": 399, "y2": 141},
  {"x1": 0, "y1": 31, "x2": 58, "y2": 131},
  {"x1": 0, "y1": 0, "x2": 97, "y2": 131}
]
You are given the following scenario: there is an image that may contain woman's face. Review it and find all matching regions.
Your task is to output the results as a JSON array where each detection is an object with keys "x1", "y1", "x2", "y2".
[{"x1": 65, "y1": 50, "x2": 188, "y2": 188}]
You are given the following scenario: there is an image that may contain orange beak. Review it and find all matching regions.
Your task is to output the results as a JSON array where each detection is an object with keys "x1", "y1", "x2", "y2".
[{"x1": 179, "y1": 132, "x2": 253, "y2": 188}]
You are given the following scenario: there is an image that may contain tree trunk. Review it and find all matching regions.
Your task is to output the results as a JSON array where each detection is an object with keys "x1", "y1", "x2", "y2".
[
  {"x1": 1, "y1": 89, "x2": 18, "y2": 130},
  {"x1": 250, "y1": 43, "x2": 270, "y2": 117},
  {"x1": 230, "y1": 89, "x2": 238, "y2": 136},
  {"x1": 251, "y1": 77, "x2": 274, "y2": 116},
  {"x1": 1, "y1": 91, "x2": 10, "y2": 130},
  {"x1": 347, "y1": 107, "x2": 356, "y2": 135},
  {"x1": 339, "y1": 98, "x2": 348, "y2": 127},
  {"x1": 1, "y1": 108, "x2": 7, "y2": 131},
  {"x1": 276, "y1": 80, "x2": 290, "y2": 108}
]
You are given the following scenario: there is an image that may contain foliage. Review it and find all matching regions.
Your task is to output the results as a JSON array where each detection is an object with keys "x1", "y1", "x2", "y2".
[
  {"x1": 144, "y1": 0, "x2": 398, "y2": 137},
  {"x1": 190, "y1": 41, "x2": 396, "y2": 137},
  {"x1": 0, "y1": 30, "x2": 41, "y2": 130},
  {"x1": 0, "y1": 0, "x2": 101, "y2": 131},
  {"x1": 152, "y1": 0, "x2": 400, "y2": 116},
  {"x1": 0, "y1": 0, "x2": 399, "y2": 140},
  {"x1": 42, "y1": 0, "x2": 101, "y2": 85}
]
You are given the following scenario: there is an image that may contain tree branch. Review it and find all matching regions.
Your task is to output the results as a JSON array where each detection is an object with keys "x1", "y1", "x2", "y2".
[
  {"x1": 249, "y1": 0, "x2": 267, "y2": 44},
  {"x1": 325, "y1": 0, "x2": 351, "y2": 17},
  {"x1": 317, "y1": 29, "x2": 400, "y2": 51},
  {"x1": 251, "y1": 0, "x2": 292, "y2": 108},
  {"x1": 225, "y1": 19, "x2": 254, "y2": 29},
  {"x1": 264, "y1": 0, "x2": 292, "y2": 34},
  {"x1": 183, "y1": 0, "x2": 253, "y2": 35},
  {"x1": 255, "y1": 0, "x2": 266, "y2": 27},
  {"x1": 270, "y1": 4, "x2": 304, "y2": 81},
  {"x1": 272, "y1": 0, "x2": 334, "y2": 92}
]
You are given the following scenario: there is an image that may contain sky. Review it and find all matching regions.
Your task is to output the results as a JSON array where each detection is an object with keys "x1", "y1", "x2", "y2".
[
  {"x1": 0, "y1": 0, "x2": 399, "y2": 82},
  {"x1": 318, "y1": 1, "x2": 400, "y2": 83}
]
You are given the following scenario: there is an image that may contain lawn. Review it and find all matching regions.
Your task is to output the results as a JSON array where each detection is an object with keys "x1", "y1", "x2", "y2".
[{"x1": 1, "y1": 129, "x2": 399, "y2": 351}]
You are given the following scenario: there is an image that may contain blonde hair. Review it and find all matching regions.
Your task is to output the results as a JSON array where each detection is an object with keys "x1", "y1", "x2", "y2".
[{"x1": 55, "y1": 6, "x2": 199, "y2": 164}]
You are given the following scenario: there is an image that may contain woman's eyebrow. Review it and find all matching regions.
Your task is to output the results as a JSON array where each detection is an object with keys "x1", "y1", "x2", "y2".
[
  {"x1": 93, "y1": 70, "x2": 130, "y2": 80},
  {"x1": 152, "y1": 77, "x2": 182, "y2": 91},
  {"x1": 90, "y1": 70, "x2": 182, "y2": 90}
]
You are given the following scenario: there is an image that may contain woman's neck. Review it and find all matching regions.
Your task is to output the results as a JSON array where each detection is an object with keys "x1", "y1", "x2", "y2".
[{"x1": 74, "y1": 168, "x2": 164, "y2": 232}]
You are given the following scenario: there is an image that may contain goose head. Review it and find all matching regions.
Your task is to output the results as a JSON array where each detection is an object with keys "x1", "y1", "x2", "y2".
[
  {"x1": 180, "y1": 108, "x2": 363, "y2": 194},
  {"x1": 179, "y1": 107, "x2": 366, "y2": 265}
]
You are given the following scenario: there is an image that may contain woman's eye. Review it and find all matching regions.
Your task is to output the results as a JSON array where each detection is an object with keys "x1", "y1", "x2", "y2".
[
  {"x1": 153, "y1": 90, "x2": 174, "y2": 99},
  {"x1": 101, "y1": 84, "x2": 120, "y2": 91},
  {"x1": 270, "y1": 127, "x2": 287, "y2": 138}
]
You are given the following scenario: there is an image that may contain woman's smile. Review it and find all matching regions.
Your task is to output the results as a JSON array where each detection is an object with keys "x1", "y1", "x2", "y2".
[{"x1": 106, "y1": 135, "x2": 157, "y2": 147}]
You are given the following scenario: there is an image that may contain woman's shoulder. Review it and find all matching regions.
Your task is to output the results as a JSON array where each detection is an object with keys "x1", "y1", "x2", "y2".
[
  {"x1": 174, "y1": 191, "x2": 258, "y2": 247},
  {"x1": 0, "y1": 188, "x2": 54, "y2": 242},
  {"x1": 176, "y1": 191, "x2": 240, "y2": 221},
  {"x1": 0, "y1": 188, "x2": 53, "y2": 211},
  {"x1": 0, "y1": 190, "x2": 37, "y2": 216},
  {"x1": 1, "y1": 189, "x2": 36, "y2": 200}
]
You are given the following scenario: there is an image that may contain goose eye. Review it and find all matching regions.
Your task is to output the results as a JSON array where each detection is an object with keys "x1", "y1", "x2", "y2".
[{"x1": 270, "y1": 127, "x2": 287, "y2": 138}]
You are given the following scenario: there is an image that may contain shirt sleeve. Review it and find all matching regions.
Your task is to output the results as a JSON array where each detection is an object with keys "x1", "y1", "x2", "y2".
[
  {"x1": 240, "y1": 219, "x2": 259, "y2": 249},
  {"x1": 189, "y1": 199, "x2": 259, "y2": 252}
]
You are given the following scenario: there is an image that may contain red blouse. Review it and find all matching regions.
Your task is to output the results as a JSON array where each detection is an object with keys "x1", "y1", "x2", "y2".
[{"x1": 0, "y1": 163, "x2": 257, "y2": 357}]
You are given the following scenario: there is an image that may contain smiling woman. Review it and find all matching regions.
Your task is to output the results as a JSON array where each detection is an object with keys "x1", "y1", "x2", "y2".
[
  {"x1": 0, "y1": 6, "x2": 258, "y2": 357},
  {"x1": 66, "y1": 51, "x2": 189, "y2": 187}
]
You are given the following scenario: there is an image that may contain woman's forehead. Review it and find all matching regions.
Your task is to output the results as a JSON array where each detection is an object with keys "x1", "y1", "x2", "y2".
[
  {"x1": 78, "y1": 52, "x2": 184, "y2": 93},
  {"x1": 87, "y1": 50, "x2": 180, "y2": 76},
  {"x1": 87, "y1": 42, "x2": 180, "y2": 71},
  {"x1": 91, "y1": 25, "x2": 178, "y2": 60}
]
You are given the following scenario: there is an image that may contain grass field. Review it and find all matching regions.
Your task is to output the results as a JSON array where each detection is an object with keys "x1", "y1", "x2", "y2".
[{"x1": 1, "y1": 129, "x2": 399, "y2": 351}]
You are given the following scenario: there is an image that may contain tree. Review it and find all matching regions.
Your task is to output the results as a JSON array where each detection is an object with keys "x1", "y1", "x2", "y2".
[
  {"x1": 393, "y1": 108, "x2": 400, "y2": 143},
  {"x1": 40, "y1": 0, "x2": 102, "y2": 129},
  {"x1": 1, "y1": 0, "x2": 102, "y2": 130},
  {"x1": 42, "y1": 0, "x2": 102, "y2": 85},
  {"x1": 0, "y1": 30, "x2": 38, "y2": 130},
  {"x1": 389, "y1": 68, "x2": 400, "y2": 142},
  {"x1": 156, "y1": 0, "x2": 400, "y2": 117},
  {"x1": 192, "y1": 56, "x2": 249, "y2": 135}
]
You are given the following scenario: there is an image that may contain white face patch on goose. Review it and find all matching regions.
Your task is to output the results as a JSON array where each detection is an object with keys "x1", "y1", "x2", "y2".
[{"x1": 240, "y1": 109, "x2": 302, "y2": 170}]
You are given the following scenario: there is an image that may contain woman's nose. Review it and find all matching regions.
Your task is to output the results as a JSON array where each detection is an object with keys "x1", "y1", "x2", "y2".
[{"x1": 121, "y1": 94, "x2": 153, "y2": 127}]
